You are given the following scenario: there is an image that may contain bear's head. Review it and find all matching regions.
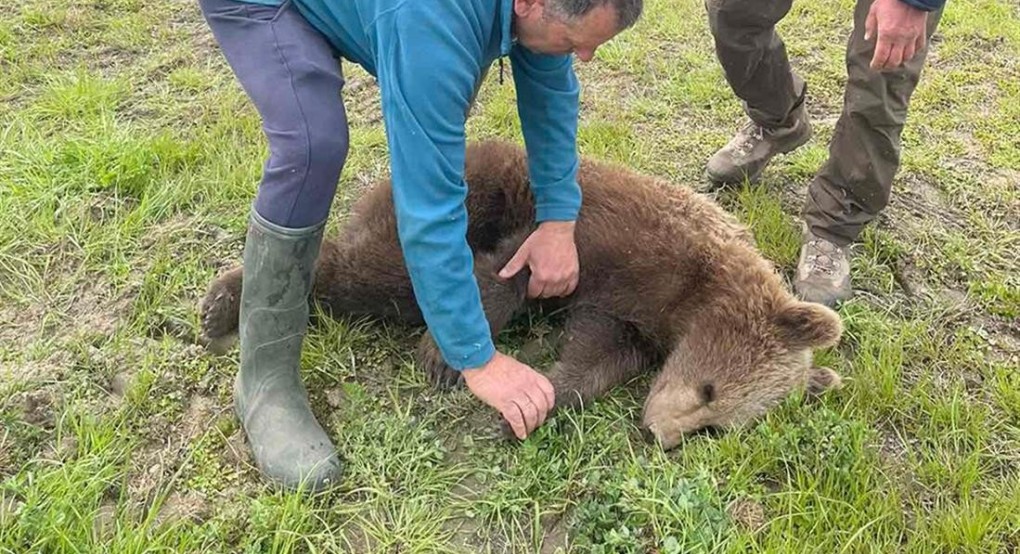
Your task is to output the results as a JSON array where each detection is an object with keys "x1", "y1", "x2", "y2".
[{"x1": 640, "y1": 299, "x2": 844, "y2": 449}]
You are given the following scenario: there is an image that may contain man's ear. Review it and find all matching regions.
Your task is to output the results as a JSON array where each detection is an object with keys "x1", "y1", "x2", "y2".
[
  {"x1": 513, "y1": 0, "x2": 545, "y2": 18},
  {"x1": 774, "y1": 301, "x2": 843, "y2": 349}
]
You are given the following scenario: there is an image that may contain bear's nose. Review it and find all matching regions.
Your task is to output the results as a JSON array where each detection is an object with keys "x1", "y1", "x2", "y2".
[{"x1": 640, "y1": 425, "x2": 658, "y2": 444}]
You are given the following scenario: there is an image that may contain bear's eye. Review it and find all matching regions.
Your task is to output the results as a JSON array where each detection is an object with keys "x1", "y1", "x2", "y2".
[{"x1": 700, "y1": 383, "x2": 715, "y2": 404}]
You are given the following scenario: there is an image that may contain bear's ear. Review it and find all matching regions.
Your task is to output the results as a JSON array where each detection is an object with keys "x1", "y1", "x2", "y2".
[{"x1": 774, "y1": 301, "x2": 843, "y2": 349}]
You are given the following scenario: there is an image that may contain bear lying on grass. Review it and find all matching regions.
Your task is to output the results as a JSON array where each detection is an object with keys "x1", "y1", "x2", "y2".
[{"x1": 200, "y1": 140, "x2": 844, "y2": 449}]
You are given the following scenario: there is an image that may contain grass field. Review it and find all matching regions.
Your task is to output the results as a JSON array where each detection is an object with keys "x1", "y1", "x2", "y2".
[{"x1": 1, "y1": 0, "x2": 1018, "y2": 551}]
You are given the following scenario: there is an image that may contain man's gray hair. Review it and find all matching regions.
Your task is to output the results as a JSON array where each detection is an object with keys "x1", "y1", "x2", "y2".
[{"x1": 548, "y1": 0, "x2": 643, "y2": 31}]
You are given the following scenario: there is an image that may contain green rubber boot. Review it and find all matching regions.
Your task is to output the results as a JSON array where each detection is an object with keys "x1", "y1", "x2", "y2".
[{"x1": 236, "y1": 210, "x2": 341, "y2": 492}]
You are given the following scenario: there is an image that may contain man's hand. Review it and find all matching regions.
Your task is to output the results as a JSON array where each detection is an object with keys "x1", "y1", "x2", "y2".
[
  {"x1": 499, "y1": 221, "x2": 579, "y2": 298},
  {"x1": 865, "y1": 0, "x2": 928, "y2": 71},
  {"x1": 462, "y1": 351, "x2": 556, "y2": 440}
]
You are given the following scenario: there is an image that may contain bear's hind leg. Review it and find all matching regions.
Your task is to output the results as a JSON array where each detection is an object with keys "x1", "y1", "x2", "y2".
[
  {"x1": 199, "y1": 266, "x2": 243, "y2": 354},
  {"x1": 310, "y1": 235, "x2": 422, "y2": 325},
  {"x1": 198, "y1": 229, "x2": 419, "y2": 353}
]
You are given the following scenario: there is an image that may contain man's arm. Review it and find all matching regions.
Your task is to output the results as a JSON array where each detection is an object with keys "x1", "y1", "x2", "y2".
[
  {"x1": 376, "y1": 13, "x2": 493, "y2": 371},
  {"x1": 510, "y1": 46, "x2": 582, "y2": 224},
  {"x1": 374, "y1": 7, "x2": 554, "y2": 439},
  {"x1": 500, "y1": 46, "x2": 582, "y2": 298}
]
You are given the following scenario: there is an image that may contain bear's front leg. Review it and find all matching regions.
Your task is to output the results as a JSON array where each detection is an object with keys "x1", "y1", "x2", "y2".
[
  {"x1": 497, "y1": 309, "x2": 659, "y2": 440},
  {"x1": 548, "y1": 310, "x2": 658, "y2": 411},
  {"x1": 415, "y1": 246, "x2": 531, "y2": 389}
]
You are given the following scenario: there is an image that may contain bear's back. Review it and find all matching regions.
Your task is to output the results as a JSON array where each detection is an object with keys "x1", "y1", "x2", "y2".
[{"x1": 461, "y1": 140, "x2": 778, "y2": 344}]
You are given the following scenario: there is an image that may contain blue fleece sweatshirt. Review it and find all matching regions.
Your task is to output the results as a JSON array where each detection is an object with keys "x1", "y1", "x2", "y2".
[{"x1": 232, "y1": 0, "x2": 582, "y2": 370}]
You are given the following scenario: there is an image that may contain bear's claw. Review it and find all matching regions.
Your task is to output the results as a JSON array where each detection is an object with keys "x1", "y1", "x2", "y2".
[
  {"x1": 198, "y1": 267, "x2": 243, "y2": 354},
  {"x1": 415, "y1": 332, "x2": 462, "y2": 389}
]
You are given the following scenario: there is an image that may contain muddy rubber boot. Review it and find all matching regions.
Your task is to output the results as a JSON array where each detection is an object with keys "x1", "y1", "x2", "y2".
[
  {"x1": 235, "y1": 210, "x2": 341, "y2": 492},
  {"x1": 706, "y1": 103, "x2": 813, "y2": 186},
  {"x1": 794, "y1": 224, "x2": 853, "y2": 308}
]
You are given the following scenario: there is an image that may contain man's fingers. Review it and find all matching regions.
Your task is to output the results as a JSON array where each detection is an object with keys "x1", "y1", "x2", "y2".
[
  {"x1": 871, "y1": 38, "x2": 892, "y2": 70},
  {"x1": 915, "y1": 33, "x2": 925, "y2": 54},
  {"x1": 527, "y1": 277, "x2": 545, "y2": 299},
  {"x1": 515, "y1": 398, "x2": 540, "y2": 436},
  {"x1": 566, "y1": 275, "x2": 579, "y2": 296},
  {"x1": 545, "y1": 281, "x2": 568, "y2": 298},
  {"x1": 540, "y1": 272, "x2": 577, "y2": 298},
  {"x1": 523, "y1": 390, "x2": 550, "y2": 433},
  {"x1": 864, "y1": 8, "x2": 877, "y2": 41},
  {"x1": 502, "y1": 405, "x2": 527, "y2": 440},
  {"x1": 528, "y1": 391, "x2": 549, "y2": 428},
  {"x1": 499, "y1": 248, "x2": 528, "y2": 280},
  {"x1": 535, "y1": 376, "x2": 555, "y2": 413},
  {"x1": 886, "y1": 42, "x2": 905, "y2": 69},
  {"x1": 902, "y1": 41, "x2": 916, "y2": 65}
]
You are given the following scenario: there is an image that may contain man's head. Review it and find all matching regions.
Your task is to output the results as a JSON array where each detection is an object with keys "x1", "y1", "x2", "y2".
[{"x1": 512, "y1": 0, "x2": 642, "y2": 61}]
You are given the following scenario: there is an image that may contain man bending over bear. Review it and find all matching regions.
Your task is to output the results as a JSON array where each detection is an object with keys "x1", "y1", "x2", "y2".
[
  {"x1": 201, "y1": 141, "x2": 845, "y2": 488},
  {"x1": 198, "y1": 0, "x2": 642, "y2": 491}
]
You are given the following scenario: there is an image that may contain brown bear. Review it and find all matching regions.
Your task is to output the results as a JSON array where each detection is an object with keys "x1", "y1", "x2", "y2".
[{"x1": 199, "y1": 139, "x2": 844, "y2": 449}]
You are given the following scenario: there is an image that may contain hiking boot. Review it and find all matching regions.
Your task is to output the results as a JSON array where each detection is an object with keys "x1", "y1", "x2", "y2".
[
  {"x1": 794, "y1": 226, "x2": 853, "y2": 307},
  {"x1": 706, "y1": 105, "x2": 812, "y2": 185},
  {"x1": 235, "y1": 210, "x2": 342, "y2": 492}
]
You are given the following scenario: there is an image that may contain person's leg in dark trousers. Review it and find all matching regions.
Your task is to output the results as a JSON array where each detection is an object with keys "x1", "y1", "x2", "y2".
[
  {"x1": 795, "y1": 0, "x2": 943, "y2": 305},
  {"x1": 198, "y1": 0, "x2": 349, "y2": 491},
  {"x1": 704, "y1": 0, "x2": 813, "y2": 184}
]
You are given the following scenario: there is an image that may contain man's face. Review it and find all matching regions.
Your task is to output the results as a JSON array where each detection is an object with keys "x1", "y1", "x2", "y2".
[{"x1": 513, "y1": 0, "x2": 621, "y2": 62}]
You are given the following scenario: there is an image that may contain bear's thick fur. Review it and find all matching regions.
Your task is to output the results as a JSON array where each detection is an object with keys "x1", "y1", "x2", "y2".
[{"x1": 200, "y1": 140, "x2": 844, "y2": 448}]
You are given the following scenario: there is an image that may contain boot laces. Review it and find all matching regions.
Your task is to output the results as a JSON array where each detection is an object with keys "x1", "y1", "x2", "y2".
[
  {"x1": 805, "y1": 238, "x2": 843, "y2": 277},
  {"x1": 734, "y1": 121, "x2": 766, "y2": 157}
]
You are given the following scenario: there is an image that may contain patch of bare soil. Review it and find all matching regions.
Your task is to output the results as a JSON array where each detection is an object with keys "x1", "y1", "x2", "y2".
[
  {"x1": 0, "y1": 429, "x2": 12, "y2": 475},
  {"x1": 2, "y1": 273, "x2": 132, "y2": 388},
  {"x1": 124, "y1": 392, "x2": 222, "y2": 503},
  {"x1": 41, "y1": 434, "x2": 79, "y2": 462},
  {"x1": 539, "y1": 512, "x2": 571, "y2": 554},
  {"x1": 872, "y1": 170, "x2": 1020, "y2": 368},
  {"x1": 0, "y1": 302, "x2": 50, "y2": 358},
  {"x1": 15, "y1": 389, "x2": 58, "y2": 428},
  {"x1": 983, "y1": 317, "x2": 1020, "y2": 368},
  {"x1": 126, "y1": 440, "x2": 174, "y2": 504},
  {"x1": 92, "y1": 500, "x2": 119, "y2": 541},
  {"x1": 71, "y1": 282, "x2": 133, "y2": 340},
  {"x1": 441, "y1": 514, "x2": 507, "y2": 554},
  {"x1": 334, "y1": 524, "x2": 380, "y2": 554},
  {"x1": 154, "y1": 489, "x2": 210, "y2": 527},
  {"x1": 889, "y1": 173, "x2": 966, "y2": 236},
  {"x1": 181, "y1": 394, "x2": 219, "y2": 443},
  {"x1": 0, "y1": 352, "x2": 72, "y2": 388},
  {"x1": 221, "y1": 428, "x2": 251, "y2": 469},
  {"x1": 727, "y1": 497, "x2": 766, "y2": 532}
]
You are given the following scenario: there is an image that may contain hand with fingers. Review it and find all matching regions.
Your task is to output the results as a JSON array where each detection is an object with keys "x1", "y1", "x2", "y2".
[
  {"x1": 461, "y1": 351, "x2": 556, "y2": 440},
  {"x1": 865, "y1": 0, "x2": 929, "y2": 71},
  {"x1": 499, "y1": 221, "x2": 579, "y2": 299}
]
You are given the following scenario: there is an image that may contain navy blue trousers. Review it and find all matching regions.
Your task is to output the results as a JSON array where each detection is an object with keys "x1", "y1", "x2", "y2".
[{"x1": 199, "y1": 0, "x2": 349, "y2": 228}]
